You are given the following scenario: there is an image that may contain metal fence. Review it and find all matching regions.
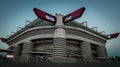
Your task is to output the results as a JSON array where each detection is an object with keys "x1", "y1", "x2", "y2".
[{"x1": 1, "y1": 56, "x2": 120, "y2": 63}]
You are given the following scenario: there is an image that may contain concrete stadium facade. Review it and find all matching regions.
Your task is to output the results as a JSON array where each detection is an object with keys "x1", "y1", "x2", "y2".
[{"x1": 2, "y1": 14, "x2": 110, "y2": 62}]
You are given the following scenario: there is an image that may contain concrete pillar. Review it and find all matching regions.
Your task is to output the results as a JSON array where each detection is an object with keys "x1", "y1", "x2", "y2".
[
  {"x1": 55, "y1": 14, "x2": 64, "y2": 26},
  {"x1": 52, "y1": 14, "x2": 68, "y2": 62},
  {"x1": 53, "y1": 28, "x2": 67, "y2": 62},
  {"x1": 21, "y1": 41, "x2": 33, "y2": 62},
  {"x1": 96, "y1": 45, "x2": 107, "y2": 57},
  {"x1": 80, "y1": 41, "x2": 92, "y2": 58},
  {"x1": 12, "y1": 46, "x2": 20, "y2": 61},
  {"x1": 53, "y1": 38, "x2": 66, "y2": 57}
]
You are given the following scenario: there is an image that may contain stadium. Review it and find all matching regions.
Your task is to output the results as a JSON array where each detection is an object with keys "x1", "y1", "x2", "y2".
[{"x1": 0, "y1": 7, "x2": 119, "y2": 63}]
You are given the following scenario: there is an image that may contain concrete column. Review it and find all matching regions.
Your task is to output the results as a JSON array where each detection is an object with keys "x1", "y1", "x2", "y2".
[
  {"x1": 52, "y1": 14, "x2": 75, "y2": 62},
  {"x1": 21, "y1": 41, "x2": 33, "y2": 62},
  {"x1": 80, "y1": 41, "x2": 92, "y2": 58},
  {"x1": 55, "y1": 14, "x2": 64, "y2": 26},
  {"x1": 22, "y1": 42, "x2": 33, "y2": 54},
  {"x1": 96, "y1": 45, "x2": 107, "y2": 57},
  {"x1": 12, "y1": 46, "x2": 20, "y2": 61},
  {"x1": 53, "y1": 28, "x2": 67, "y2": 62}
]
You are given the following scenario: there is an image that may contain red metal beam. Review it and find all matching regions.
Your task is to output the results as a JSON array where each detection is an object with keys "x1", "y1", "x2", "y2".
[
  {"x1": 107, "y1": 33, "x2": 120, "y2": 39},
  {"x1": 33, "y1": 8, "x2": 56, "y2": 24},
  {"x1": 63, "y1": 7, "x2": 86, "y2": 23},
  {"x1": 0, "y1": 38, "x2": 7, "y2": 42}
]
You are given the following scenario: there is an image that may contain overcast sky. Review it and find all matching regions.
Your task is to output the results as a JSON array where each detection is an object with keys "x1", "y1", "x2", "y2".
[{"x1": 0, "y1": 0, "x2": 120, "y2": 57}]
